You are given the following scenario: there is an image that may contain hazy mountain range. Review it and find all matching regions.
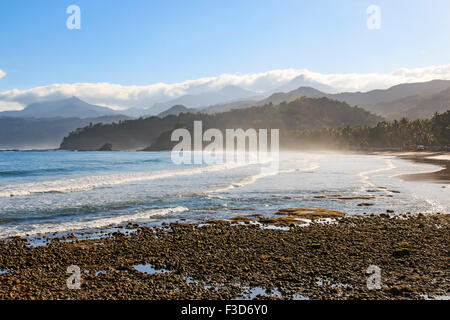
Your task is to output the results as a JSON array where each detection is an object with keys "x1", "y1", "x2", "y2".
[
  {"x1": 148, "y1": 76, "x2": 335, "y2": 116},
  {"x1": 373, "y1": 87, "x2": 450, "y2": 119},
  {"x1": 1, "y1": 79, "x2": 449, "y2": 149},
  {"x1": 2, "y1": 80, "x2": 449, "y2": 121},
  {"x1": 194, "y1": 79, "x2": 450, "y2": 119},
  {"x1": 0, "y1": 97, "x2": 121, "y2": 119},
  {"x1": 272, "y1": 74, "x2": 336, "y2": 94},
  {"x1": 123, "y1": 85, "x2": 262, "y2": 117},
  {"x1": 0, "y1": 115, "x2": 130, "y2": 150},
  {"x1": 0, "y1": 97, "x2": 131, "y2": 149}
]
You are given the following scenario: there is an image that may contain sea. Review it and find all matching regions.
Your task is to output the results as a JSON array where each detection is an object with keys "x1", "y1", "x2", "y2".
[{"x1": 0, "y1": 151, "x2": 448, "y2": 239}]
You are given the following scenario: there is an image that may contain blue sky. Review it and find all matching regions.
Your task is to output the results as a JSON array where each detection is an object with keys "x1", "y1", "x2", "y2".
[
  {"x1": 0, "y1": 0, "x2": 449, "y2": 111},
  {"x1": 1, "y1": 0, "x2": 449, "y2": 91}
]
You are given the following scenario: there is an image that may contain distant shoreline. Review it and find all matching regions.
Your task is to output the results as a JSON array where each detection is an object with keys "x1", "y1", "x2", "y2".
[
  {"x1": 377, "y1": 152, "x2": 450, "y2": 184},
  {"x1": 1, "y1": 149, "x2": 449, "y2": 184}
]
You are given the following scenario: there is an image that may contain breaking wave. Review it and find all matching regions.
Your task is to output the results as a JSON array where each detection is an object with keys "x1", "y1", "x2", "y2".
[
  {"x1": 0, "y1": 162, "x2": 253, "y2": 199},
  {"x1": 0, "y1": 206, "x2": 189, "y2": 238}
]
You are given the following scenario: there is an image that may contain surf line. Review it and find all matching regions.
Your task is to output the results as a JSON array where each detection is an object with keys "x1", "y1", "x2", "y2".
[
  {"x1": 203, "y1": 159, "x2": 319, "y2": 196},
  {"x1": 357, "y1": 158, "x2": 396, "y2": 188},
  {"x1": 205, "y1": 168, "x2": 297, "y2": 196},
  {"x1": 0, "y1": 206, "x2": 189, "y2": 239},
  {"x1": 0, "y1": 161, "x2": 254, "y2": 199}
]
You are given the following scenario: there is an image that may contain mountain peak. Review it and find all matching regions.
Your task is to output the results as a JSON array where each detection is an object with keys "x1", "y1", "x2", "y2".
[
  {"x1": 158, "y1": 105, "x2": 192, "y2": 118},
  {"x1": 68, "y1": 96, "x2": 82, "y2": 102},
  {"x1": 0, "y1": 97, "x2": 118, "y2": 119}
]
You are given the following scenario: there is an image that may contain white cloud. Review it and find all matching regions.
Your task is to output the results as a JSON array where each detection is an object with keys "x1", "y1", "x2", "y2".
[
  {"x1": 1, "y1": 64, "x2": 450, "y2": 111},
  {"x1": 0, "y1": 69, "x2": 5, "y2": 79},
  {"x1": 303, "y1": 64, "x2": 450, "y2": 92}
]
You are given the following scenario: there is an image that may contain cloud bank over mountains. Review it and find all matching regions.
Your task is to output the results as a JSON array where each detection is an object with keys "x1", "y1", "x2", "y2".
[{"x1": 1, "y1": 64, "x2": 450, "y2": 111}]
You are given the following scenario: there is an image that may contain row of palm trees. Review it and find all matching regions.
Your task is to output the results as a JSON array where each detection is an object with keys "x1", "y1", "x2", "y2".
[{"x1": 283, "y1": 111, "x2": 449, "y2": 149}]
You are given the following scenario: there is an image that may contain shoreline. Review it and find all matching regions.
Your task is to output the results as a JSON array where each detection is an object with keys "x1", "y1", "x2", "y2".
[
  {"x1": 398, "y1": 153, "x2": 450, "y2": 183},
  {"x1": 370, "y1": 151, "x2": 450, "y2": 184},
  {"x1": 1, "y1": 212, "x2": 448, "y2": 300}
]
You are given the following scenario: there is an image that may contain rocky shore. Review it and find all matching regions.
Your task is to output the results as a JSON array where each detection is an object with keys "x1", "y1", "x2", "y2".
[{"x1": 0, "y1": 212, "x2": 448, "y2": 300}]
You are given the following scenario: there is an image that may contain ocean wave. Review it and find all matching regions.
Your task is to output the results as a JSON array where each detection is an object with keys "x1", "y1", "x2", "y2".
[
  {"x1": 300, "y1": 162, "x2": 320, "y2": 172},
  {"x1": 0, "y1": 168, "x2": 71, "y2": 177},
  {"x1": 142, "y1": 159, "x2": 163, "y2": 163},
  {"x1": 0, "y1": 162, "x2": 253, "y2": 199},
  {"x1": 203, "y1": 160, "x2": 319, "y2": 196},
  {"x1": 205, "y1": 168, "x2": 297, "y2": 195},
  {"x1": 0, "y1": 206, "x2": 189, "y2": 238},
  {"x1": 357, "y1": 159, "x2": 396, "y2": 188}
]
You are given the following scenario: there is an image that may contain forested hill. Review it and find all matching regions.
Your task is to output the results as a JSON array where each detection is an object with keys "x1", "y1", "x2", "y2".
[{"x1": 59, "y1": 97, "x2": 383, "y2": 151}]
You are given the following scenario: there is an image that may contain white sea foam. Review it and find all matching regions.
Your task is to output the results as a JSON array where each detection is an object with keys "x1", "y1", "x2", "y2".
[
  {"x1": 0, "y1": 161, "x2": 253, "y2": 199},
  {"x1": 206, "y1": 168, "x2": 297, "y2": 194},
  {"x1": 357, "y1": 158, "x2": 396, "y2": 188},
  {"x1": 205, "y1": 159, "x2": 319, "y2": 195},
  {"x1": 0, "y1": 206, "x2": 189, "y2": 238},
  {"x1": 426, "y1": 154, "x2": 450, "y2": 161},
  {"x1": 300, "y1": 162, "x2": 320, "y2": 172},
  {"x1": 388, "y1": 162, "x2": 446, "y2": 179}
]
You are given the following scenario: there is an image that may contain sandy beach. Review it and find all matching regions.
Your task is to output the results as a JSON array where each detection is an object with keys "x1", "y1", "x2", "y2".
[
  {"x1": 369, "y1": 152, "x2": 450, "y2": 183},
  {"x1": 397, "y1": 152, "x2": 450, "y2": 183}
]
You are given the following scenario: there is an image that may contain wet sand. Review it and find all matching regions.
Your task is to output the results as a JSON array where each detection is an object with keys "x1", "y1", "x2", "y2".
[
  {"x1": 396, "y1": 152, "x2": 450, "y2": 183},
  {"x1": 370, "y1": 151, "x2": 450, "y2": 183},
  {"x1": 0, "y1": 213, "x2": 448, "y2": 300}
]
